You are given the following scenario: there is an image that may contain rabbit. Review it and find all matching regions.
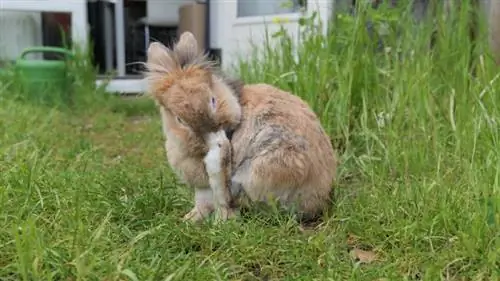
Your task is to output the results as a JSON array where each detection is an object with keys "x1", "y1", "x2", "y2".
[{"x1": 145, "y1": 32, "x2": 337, "y2": 223}]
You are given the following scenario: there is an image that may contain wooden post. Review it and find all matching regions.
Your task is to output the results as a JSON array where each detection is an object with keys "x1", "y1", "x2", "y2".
[{"x1": 489, "y1": 0, "x2": 500, "y2": 65}]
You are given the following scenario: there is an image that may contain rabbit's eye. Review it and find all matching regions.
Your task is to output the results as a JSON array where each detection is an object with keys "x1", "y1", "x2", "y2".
[
  {"x1": 176, "y1": 116, "x2": 185, "y2": 125},
  {"x1": 210, "y1": 97, "x2": 216, "y2": 109}
]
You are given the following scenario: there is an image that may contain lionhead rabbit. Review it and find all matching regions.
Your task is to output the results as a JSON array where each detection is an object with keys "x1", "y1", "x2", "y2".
[{"x1": 145, "y1": 32, "x2": 337, "y2": 222}]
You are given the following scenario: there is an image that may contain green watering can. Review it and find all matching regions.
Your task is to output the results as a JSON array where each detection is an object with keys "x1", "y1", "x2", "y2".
[{"x1": 15, "y1": 46, "x2": 74, "y2": 105}]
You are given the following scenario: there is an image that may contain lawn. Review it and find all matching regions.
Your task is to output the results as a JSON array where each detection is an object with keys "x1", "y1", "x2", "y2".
[{"x1": 0, "y1": 3, "x2": 499, "y2": 281}]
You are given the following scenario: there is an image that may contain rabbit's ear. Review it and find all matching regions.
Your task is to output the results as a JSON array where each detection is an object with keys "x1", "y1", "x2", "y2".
[
  {"x1": 174, "y1": 32, "x2": 207, "y2": 68},
  {"x1": 175, "y1": 32, "x2": 199, "y2": 57},
  {"x1": 145, "y1": 42, "x2": 178, "y2": 97},
  {"x1": 147, "y1": 42, "x2": 177, "y2": 73},
  {"x1": 176, "y1": 32, "x2": 198, "y2": 51}
]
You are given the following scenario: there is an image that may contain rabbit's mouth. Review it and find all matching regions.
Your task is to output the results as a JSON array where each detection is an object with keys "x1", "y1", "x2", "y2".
[{"x1": 225, "y1": 128, "x2": 235, "y2": 142}]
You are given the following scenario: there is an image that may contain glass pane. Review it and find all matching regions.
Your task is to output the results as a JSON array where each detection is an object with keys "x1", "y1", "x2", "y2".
[
  {"x1": 0, "y1": 11, "x2": 45, "y2": 62},
  {"x1": 237, "y1": 0, "x2": 306, "y2": 17}
]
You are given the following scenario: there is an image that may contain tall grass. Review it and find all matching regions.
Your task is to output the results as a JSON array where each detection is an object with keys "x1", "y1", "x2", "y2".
[
  {"x1": 0, "y1": 1, "x2": 498, "y2": 280},
  {"x1": 236, "y1": 0, "x2": 499, "y2": 278}
]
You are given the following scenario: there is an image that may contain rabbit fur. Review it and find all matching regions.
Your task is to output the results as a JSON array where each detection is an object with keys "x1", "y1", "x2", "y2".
[{"x1": 145, "y1": 32, "x2": 337, "y2": 222}]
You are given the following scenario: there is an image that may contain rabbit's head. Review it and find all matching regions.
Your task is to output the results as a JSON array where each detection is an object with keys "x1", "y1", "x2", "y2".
[{"x1": 145, "y1": 32, "x2": 242, "y2": 138}]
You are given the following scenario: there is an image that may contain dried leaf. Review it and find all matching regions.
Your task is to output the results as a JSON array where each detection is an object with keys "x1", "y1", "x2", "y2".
[
  {"x1": 346, "y1": 233, "x2": 359, "y2": 246},
  {"x1": 349, "y1": 248, "x2": 378, "y2": 264}
]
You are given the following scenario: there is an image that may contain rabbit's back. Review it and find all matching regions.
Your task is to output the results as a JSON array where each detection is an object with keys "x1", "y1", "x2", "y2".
[{"x1": 230, "y1": 84, "x2": 337, "y2": 218}]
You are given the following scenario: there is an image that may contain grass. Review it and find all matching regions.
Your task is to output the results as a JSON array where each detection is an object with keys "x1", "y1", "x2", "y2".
[{"x1": 0, "y1": 2, "x2": 499, "y2": 280}]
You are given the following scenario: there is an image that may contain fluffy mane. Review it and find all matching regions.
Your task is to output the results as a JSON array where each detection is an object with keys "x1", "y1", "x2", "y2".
[{"x1": 143, "y1": 33, "x2": 243, "y2": 100}]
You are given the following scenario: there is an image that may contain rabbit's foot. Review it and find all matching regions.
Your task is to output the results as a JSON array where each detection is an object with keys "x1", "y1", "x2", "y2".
[
  {"x1": 214, "y1": 207, "x2": 238, "y2": 223},
  {"x1": 183, "y1": 188, "x2": 215, "y2": 223},
  {"x1": 182, "y1": 207, "x2": 211, "y2": 223}
]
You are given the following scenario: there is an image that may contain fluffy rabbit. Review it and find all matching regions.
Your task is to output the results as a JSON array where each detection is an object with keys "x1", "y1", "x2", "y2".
[{"x1": 145, "y1": 32, "x2": 337, "y2": 223}]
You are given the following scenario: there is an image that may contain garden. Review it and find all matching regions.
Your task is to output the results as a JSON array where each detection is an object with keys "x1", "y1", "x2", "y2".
[{"x1": 0, "y1": 2, "x2": 498, "y2": 280}]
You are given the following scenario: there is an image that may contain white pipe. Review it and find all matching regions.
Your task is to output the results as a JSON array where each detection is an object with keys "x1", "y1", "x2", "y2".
[
  {"x1": 104, "y1": 3, "x2": 114, "y2": 72},
  {"x1": 114, "y1": 0, "x2": 126, "y2": 76}
]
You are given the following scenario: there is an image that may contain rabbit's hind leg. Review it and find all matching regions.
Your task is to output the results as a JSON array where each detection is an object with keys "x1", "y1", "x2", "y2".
[
  {"x1": 231, "y1": 151, "x2": 307, "y2": 210},
  {"x1": 231, "y1": 146, "x2": 329, "y2": 220}
]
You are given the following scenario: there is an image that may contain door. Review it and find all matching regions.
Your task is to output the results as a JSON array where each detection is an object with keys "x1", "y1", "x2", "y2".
[{"x1": 209, "y1": 0, "x2": 333, "y2": 71}]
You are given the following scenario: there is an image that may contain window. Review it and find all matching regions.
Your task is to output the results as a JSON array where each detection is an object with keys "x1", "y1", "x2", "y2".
[{"x1": 237, "y1": 0, "x2": 306, "y2": 17}]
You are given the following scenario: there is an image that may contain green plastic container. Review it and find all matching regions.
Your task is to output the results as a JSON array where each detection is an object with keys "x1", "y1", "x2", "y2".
[{"x1": 15, "y1": 46, "x2": 74, "y2": 105}]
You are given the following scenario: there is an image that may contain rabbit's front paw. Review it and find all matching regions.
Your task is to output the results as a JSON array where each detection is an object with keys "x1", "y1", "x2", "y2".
[
  {"x1": 214, "y1": 207, "x2": 238, "y2": 223},
  {"x1": 182, "y1": 207, "x2": 209, "y2": 223},
  {"x1": 204, "y1": 130, "x2": 231, "y2": 176}
]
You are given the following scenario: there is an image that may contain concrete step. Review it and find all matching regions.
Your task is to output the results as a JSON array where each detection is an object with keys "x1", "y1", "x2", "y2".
[{"x1": 96, "y1": 75, "x2": 145, "y2": 94}]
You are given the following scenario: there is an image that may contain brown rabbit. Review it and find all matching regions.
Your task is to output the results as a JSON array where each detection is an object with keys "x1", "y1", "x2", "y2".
[{"x1": 145, "y1": 32, "x2": 337, "y2": 223}]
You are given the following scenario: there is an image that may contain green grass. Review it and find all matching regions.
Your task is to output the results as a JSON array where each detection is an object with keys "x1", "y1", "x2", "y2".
[{"x1": 0, "y1": 2, "x2": 499, "y2": 280}]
